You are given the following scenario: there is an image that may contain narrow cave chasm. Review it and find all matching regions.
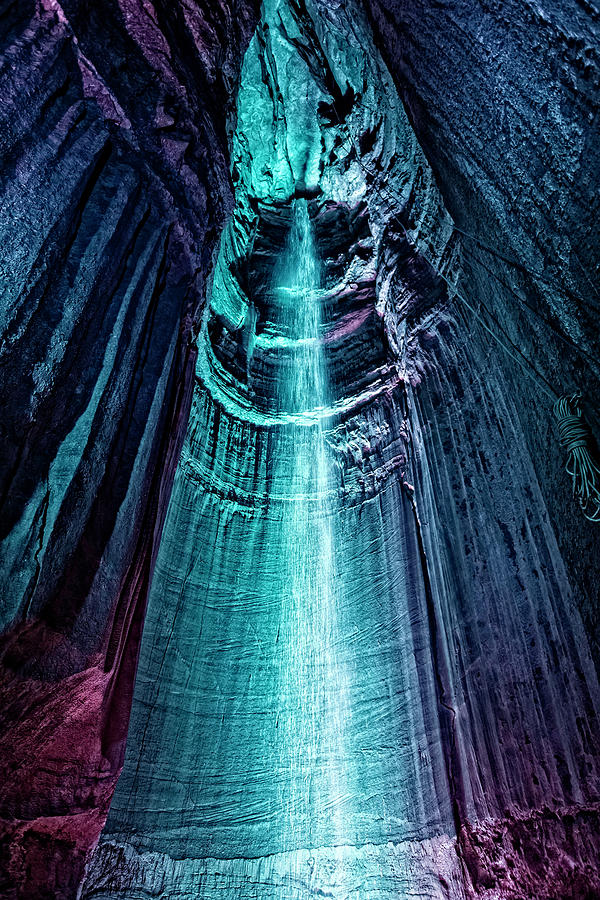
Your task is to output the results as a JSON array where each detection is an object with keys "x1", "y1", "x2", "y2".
[
  {"x1": 1, "y1": 0, "x2": 599, "y2": 898},
  {"x1": 84, "y1": 4, "x2": 461, "y2": 896},
  {"x1": 81, "y1": 2, "x2": 600, "y2": 899}
]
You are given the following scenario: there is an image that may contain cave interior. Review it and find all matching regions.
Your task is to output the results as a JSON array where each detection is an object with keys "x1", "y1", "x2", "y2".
[{"x1": 0, "y1": 0, "x2": 599, "y2": 898}]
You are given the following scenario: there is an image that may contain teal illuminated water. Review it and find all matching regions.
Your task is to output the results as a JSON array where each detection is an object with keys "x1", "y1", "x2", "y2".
[
  {"x1": 274, "y1": 199, "x2": 351, "y2": 854},
  {"x1": 99, "y1": 197, "x2": 456, "y2": 899},
  {"x1": 91, "y1": 2, "x2": 460, "y2": 894}
]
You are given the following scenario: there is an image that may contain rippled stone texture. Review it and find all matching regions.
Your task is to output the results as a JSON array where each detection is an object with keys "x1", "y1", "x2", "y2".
[
  {"x1": 361, "y1": 0, "x2": 600, "y2": 894},
  {"x1": 2, "y1": 0, "x2": 600, "y2": 897},
  {"x1": 0, "y1": 1, "x2": 258, "y2": 895},
  {"x1": 85, "y1": 207, "x2": 461, "y2": 900},
  {"x1": 362, "y1": 0, "x2": 600, "y2": 632}
]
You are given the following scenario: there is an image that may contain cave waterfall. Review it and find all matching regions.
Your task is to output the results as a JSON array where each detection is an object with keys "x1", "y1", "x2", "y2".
[{"x1": 275, "y1": 198, "x2": 350, "y2": 857}]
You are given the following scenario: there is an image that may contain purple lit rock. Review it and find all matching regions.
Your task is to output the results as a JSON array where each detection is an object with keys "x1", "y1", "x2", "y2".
[
  {"x1": 0, "y1": 1, "x2": 258, "y2": 895},
  {"x1": 0, "y1": 0, "x2": 599, "y2": 898}
]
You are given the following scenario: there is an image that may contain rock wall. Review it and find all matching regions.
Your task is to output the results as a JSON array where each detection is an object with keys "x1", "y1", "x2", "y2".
[
  {"x1": 362, "y1": 0, "x2": 600, "y2": 638},
  {"x1": 0, "y1": 1, "x2": 258, "y2": 895},
  {"x1": 1, "y1": 0, "x2": 599, "y2": 897},
  {"x1": 83, "y1": 1, "x2": 600, "y2": 899},
  {"x1": 361, "y1": 0, "x2": 600, "y2": 894}
]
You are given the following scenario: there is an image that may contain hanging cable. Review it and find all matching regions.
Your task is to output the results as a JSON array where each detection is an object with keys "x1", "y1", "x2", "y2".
[{"x1": 462, "y1": 245, "x2": 600, "y2": 369}]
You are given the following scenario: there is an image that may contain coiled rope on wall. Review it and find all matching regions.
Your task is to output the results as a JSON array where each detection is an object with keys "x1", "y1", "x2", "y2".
[
  {"x1": 441, "y1": 282, "x2": 600, "y2": 524},
  {"x1": 554, "y1": 395, "x2": 600, "y2": 522},
  {"x1": 431, "y1": 279, "x2": 600, "y2": 525}
]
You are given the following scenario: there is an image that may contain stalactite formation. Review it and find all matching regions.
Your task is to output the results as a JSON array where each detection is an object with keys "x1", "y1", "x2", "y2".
[{"x1": 0, "y1": 1, "x2": 599, "y2": 898}]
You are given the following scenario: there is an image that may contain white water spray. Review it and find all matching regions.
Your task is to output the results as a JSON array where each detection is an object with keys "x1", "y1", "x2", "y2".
[{"x1": 276, "y1": 200, "x2": 352, "y2": 864}]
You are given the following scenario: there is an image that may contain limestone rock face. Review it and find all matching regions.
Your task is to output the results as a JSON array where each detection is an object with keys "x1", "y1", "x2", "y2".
[
  {"x1": 1, "y1": 1, "x2": 599, "y2": 899},
  {"x1": 362, "y1": 0, "x2": 600, "y2": 635},
  {"x1": 358, "y1": 3, "x2": 600, "y2": 892},
  {"x1": 83, "y1": 1, "x2": 599, "y2": 899},
  {"x1": 0, "y1": 1, "x2": 258, "y2": 895}
]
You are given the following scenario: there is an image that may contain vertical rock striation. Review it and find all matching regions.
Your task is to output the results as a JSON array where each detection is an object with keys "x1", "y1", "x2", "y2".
[
  {"x1": 361, "y1": 0, "x2": 600, "y2": 635},
  {"x1": 359, "y1": 0, "x2": 600, "y2": 894},
  {"x1": 1, "y1": 0, "x2": 599, "y2": 897},
  {"x1": 0, "y1": 1, "x2": 258, "y2": 895}
]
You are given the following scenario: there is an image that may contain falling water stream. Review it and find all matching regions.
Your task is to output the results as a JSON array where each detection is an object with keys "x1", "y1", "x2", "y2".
[
  {"x1": 89, "y1": 9, "x2": 467, "y2": 894},
  {"x1": 275, "y1": 199, "x2": 351, "y2": 860}
]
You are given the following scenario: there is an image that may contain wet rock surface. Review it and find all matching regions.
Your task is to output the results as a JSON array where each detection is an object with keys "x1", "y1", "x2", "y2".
[
  {"x1": 1, "y1": 0, "x2": 599, "y2": 898},
  {"x1": 361, "y1": 0, "x2": 600, "y2": 891},
  {"x1": 362, "y1": 0, "x2": 600, "y2": 638},
  {"x1": 0, "y1": 0, "x2": 258, "y2": 895}
]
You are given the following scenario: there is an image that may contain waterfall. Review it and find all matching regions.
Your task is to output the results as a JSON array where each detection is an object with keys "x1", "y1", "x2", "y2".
[
  {"x1": 276, "y1": 199, "x2": 351, "y2": 856},
  {"x1": 92, "y1": 196, "x2": 463, "y2": 898}
]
